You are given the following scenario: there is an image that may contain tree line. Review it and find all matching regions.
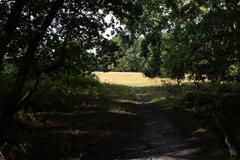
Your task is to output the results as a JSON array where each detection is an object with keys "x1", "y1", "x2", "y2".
[{"x1": 107, "y1": 0, "x2": 240, "y2": 83}]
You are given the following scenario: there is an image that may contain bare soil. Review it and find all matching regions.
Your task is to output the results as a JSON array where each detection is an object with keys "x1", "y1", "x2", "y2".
[{"x1": 121, "y1": 91, "x2": 229, "y2": 160}]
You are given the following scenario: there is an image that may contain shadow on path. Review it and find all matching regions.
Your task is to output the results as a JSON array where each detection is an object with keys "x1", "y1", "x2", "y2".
[
  {"x1": 3, "y1": 85, "x2": 229, "y2": 160},
  {"x1": 120, "y1": 90, "x2": 228, "y2": 160}
]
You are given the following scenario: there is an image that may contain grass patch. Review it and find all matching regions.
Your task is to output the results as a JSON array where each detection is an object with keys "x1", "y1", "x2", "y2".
[
  {"x1": 97, "y1": 84, "x2": 136, "y2": 101},
  {"x1": 94, "y1": 71, "x2": 177, "y2": 87}
]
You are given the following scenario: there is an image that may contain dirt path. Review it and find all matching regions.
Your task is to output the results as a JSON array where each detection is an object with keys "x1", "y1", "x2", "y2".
[
  {"x1": 122, "y1": 90, "x2": 228, "y2": 160},
  {"x1": 2, "y1": 86, "x2": 228, "y2": 160}
]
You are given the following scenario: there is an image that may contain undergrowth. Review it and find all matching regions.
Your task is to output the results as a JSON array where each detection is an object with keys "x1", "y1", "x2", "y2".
[
  {"x1": 178, "y1": 82, "x2": 240, "y2": 151},
  {"x1": 1, "y1": 73, "x2": 142, "y2": 160}
]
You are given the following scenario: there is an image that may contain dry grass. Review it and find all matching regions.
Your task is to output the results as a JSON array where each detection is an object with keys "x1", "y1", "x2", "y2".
[{"x1": 94, "y1": 72, "x2": 177, "y2": 87}]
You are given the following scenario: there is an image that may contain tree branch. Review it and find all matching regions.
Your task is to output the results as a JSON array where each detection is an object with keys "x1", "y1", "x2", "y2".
[
  {"x1": 16, "y1": 73, "x2": 41, "y2": 108},
  {"x1": 0, "y1": 0, "x2": 26, "y2": 67},
  {"x1": 35, "y1": 18, "x2": 74, "y2": 74},
  {"x1": 0, "y1": 0, "x2": 65, "y2": 146}
]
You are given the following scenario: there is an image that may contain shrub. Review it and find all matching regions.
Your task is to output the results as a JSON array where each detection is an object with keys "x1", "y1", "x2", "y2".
[{"x1": 179, "y1": 83, "x2": 240, "y2": 150}]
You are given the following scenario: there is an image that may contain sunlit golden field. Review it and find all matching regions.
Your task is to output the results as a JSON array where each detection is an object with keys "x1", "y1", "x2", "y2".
[{"x1": 94, "y1": 72, "x2": 178, "y2": 87}]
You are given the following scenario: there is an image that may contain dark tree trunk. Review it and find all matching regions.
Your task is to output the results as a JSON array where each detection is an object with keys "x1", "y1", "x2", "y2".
[
  {"x1": 0, "y1": 0, "x2": 64, "y2": 146},
  {"x1": 0, "y1": 0, "x2": 26, "y2": 68},
  {"x1": 35, "y1": 24, "x2": 72, "y2": 74}
]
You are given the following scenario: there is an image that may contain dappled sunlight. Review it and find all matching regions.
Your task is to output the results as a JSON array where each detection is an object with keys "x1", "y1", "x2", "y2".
[
  {"x1": 3, "y1": 73, "x2": 228, "y2": 159},
  {"x1": 110, "y1": 97, "x2": 138, "y2": 104},
  {"x1": 6, "y1": 99, "x2": 143, "y2": 160},
  {"x1": 150, "y1": 96, "x2": 167, "y2": 104},
  {"x1": 127, "y1": 146, "x2": 205, "y2": 159},
  {"x1": 192, "y1": 128, "x2": 208, "y2": 136},
  {"x1": 108, "y1": 108, "x2": 136, "y2": 115},
  {"x1": 113, "y1": 99, "x2": 137, "y2": 104}
]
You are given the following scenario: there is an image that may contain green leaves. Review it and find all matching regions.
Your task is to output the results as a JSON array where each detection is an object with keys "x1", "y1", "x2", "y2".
[{"x1": 137, "y1": 0, "x2": 240, "y2": 82}]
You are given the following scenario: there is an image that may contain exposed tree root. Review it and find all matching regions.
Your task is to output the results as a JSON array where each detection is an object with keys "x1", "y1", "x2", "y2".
[
  {"x1": 0, "y1": 151, "x2": 5, "y2": 160},
  {"x1": 213, "y1": 114, "x2": 238, "y2": 160}
]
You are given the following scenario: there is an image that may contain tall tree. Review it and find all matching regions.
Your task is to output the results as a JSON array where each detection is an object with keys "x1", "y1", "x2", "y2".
[
  {"x1": 0, "y1": 0, "x2": 143, "y2": 145},
  {"x1": 0, "y1": 0, "x2": 64, "y2": 145},
  {"x1": 0, "y1": 0, "x2": 26, "y2": 67}
]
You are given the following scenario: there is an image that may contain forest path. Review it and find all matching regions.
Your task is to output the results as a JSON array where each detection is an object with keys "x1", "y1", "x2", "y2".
[
  {"x1": 1, "y1": 85, "x2": 229, "y2": 160},
  {"x1": 122, "y1": 89, "x2": 228, "y2": 160}
]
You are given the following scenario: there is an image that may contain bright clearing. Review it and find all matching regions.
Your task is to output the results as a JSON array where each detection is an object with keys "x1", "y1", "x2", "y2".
[{"x1": 94, "y1": 72, "x2": 176, "y2": 87}]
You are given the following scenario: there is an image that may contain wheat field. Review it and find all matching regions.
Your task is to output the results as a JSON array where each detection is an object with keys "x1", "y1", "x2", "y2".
[{"x1": 94, "y1": 72, "x2": 177, "y2": 87}]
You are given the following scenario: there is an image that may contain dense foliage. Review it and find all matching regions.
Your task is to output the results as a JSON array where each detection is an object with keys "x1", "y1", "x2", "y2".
[
  {"x1": 104, "y1": 34, "x2": 145, "y2": 72},
  {"x1": 133, "y1": 0, "x2": 240, "y2": 82},
  {"x1": 0, "y1": 0, "x2": 143, "y2": 146}
]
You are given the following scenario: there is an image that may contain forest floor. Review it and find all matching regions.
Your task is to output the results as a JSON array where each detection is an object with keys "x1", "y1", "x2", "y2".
[{"x1": 2, "y1": 72, "x2": 230, "y2": 160}]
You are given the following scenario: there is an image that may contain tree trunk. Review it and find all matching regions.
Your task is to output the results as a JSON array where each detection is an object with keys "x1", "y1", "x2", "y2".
[
  {"x1": 0, "y1": 0, "x2": 64, "y2": 146},
  {"x1": 0, "y1": 151, "x2": 5, "y2": 160},
  {"x1": 0, "y1": 0, "x2": 26, "y2": 68},
  {"x1": 212, "y1": 114, "x2": 238, "y2": 159}
]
